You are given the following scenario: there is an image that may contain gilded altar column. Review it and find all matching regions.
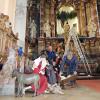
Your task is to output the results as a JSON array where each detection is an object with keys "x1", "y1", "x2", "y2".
[
  {"x1": 50, "y1": 0, "x2": 56, "y2": 37},
  {"x1": 90, "y1": 0, "x2": 100, "y2": 36},
  {"x1": 38, "y1": 0, "x2": 45, "y2": 53},
  {"x1": 75, "y1": 5, "x2": 81, "y2": 35},
  {"x1": 40, "y1": 0, "x2": 45, "y2": 37},
  {"x1": 80, "y1": 1, "x2": 87, "y2": 36}
]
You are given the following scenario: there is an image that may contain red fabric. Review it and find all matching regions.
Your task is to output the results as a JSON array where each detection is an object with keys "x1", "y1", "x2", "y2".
[
  {"x1": 31, "y1": 61, "x2": 48, "y2": 95},
  {"x1": 37, "y1": 74, "x2": 47, "y2": 95},
  {"x1": 33, "y1": 68, "x2": 40, "y2": 74},
  {"x1": 31, "y1": 84, "x2": 35, "y2": 90}
]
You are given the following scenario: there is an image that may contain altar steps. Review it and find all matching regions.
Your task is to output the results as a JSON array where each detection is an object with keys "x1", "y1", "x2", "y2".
[{"x1": 77, "y1": 75, "x2": 100, "y2": 80}]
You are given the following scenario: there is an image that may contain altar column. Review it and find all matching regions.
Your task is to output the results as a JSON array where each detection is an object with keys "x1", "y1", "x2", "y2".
[
  {"x1": 50, "y1": 0, "x2": 56, "y2": 37},
  {"x1": 79, "y1": 1, "x2": 86, "y2": 36},
  {"x1": 38, "y1": 0, "x2": 45, "y2": 53},
  {"x1": 90, "y1": 0, "x2": 100, "y2": 36},
  {"x1": 40, "y1": 0, "x2": 45, "y2": 37},
  {"x1": 75, "y1": 5, "x2": 81, "y2": 35}
]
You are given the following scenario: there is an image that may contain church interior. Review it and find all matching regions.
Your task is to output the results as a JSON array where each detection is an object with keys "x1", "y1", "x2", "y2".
[
  {"x1": 25, "y1": 0, "x2": 100, "y2": 76},
  {"x1": 0, "y1": 0, "x2": 100, "y2": 100}
]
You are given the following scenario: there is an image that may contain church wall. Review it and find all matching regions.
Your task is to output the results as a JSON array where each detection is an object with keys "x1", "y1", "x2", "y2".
[
  {"x1": 8, "y1": 0, "x2": 16, "y2": 31},
  {"x1": 0, "y1": 0, "x2": 16, "y2": 31}
]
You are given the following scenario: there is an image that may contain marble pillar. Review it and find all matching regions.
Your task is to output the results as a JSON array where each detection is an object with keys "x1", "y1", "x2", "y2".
[{"x1": 14, "y1": 0, "x2": 27, "y2": 50}]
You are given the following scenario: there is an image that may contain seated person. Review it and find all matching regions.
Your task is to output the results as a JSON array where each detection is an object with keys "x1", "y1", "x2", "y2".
[
  {"x1": 47, "y1": 46, "x2": 56, "y2": 65},
  {"x1": 61, "y1": 49, "x2": 78, "y2": 86}
]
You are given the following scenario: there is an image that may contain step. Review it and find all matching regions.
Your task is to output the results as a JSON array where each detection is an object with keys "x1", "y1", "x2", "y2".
[{"x1": 77, "y1": 75, "x2": 100, "y2": 80}]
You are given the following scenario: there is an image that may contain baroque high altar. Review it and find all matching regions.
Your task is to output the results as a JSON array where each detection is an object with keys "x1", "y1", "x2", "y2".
[{"x1": 25, "y1": 0, "x2": 100, "y2": 56}]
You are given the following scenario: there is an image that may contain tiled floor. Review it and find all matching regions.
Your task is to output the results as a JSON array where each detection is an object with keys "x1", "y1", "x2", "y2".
[{"x1": 0, "y1": 85, "x2": 100, "y2": 100}]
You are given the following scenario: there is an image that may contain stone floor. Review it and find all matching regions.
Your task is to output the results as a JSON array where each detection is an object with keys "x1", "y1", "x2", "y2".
[{"x1": 0, "y1": 85, "x2": 100, "y2": 100}]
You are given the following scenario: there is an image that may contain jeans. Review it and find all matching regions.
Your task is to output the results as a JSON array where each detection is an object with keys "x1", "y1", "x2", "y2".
[{"x1": 46, "y1": 64, "x2": 57, "y2": 85}]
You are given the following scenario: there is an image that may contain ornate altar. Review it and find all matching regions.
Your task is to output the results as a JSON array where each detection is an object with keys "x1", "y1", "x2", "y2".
[
  {"x1": 0, "y1": 14, "x2": 18, "y2": 96},
  {"x1": 0, "y1": 13, "x2": 18, "y2": 63}
]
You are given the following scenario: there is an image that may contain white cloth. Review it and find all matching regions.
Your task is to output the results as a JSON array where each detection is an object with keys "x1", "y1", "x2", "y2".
[
  {"x1": 33, "y1": 57, "x2": 41, "y2": 68},
  {"x1": 32, "y1": 57, "x2": 48, "y2": 75}
]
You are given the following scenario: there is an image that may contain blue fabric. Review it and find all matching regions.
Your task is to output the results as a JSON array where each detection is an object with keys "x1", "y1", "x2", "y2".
[
  {"x1": 46, "y1": 65, "x2": 57, "y2": 85},
  {"x1": 61, "y1": 55, "x2": 78, "y2": 75},
  {"x1": 61, "y1": 55, "x2": 77, "y2": 85},
  {"x1": 18, "y1": 47, "x2": 23, "y2": 56},
  {"x1": 67, "y1": 55, "x2": 77, "y2": 75},
  {"x1": 60, "y1": 55, "x2": 67, "y2": 72},
  {"x1": 47, "y1": 51, "x2": 56, "y2": 64}
]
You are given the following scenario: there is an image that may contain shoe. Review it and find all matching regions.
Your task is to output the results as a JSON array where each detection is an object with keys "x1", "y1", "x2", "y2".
[
  {"x1": 60, "y1": 76, "x2": 66, "y2": 80},
  {"x1": 44, "y1": 90, "x2": 50, "y2": 94}
]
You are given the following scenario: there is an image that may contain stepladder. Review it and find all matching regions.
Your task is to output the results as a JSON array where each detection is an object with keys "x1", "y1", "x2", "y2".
[{"x1": 64, "y1": 26, "x2": 92, "y2": 75}]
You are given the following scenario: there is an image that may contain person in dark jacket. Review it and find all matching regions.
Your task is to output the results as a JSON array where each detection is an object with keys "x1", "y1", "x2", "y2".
[{"x1": 46, "y1": 46, "x2": 56, "y2": 65}]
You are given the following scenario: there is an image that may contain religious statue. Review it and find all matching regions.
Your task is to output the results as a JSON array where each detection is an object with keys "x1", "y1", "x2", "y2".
[
  {"x1": 87, "y1": 19, "x2": 97, "y2": 37},
  {"x1": 29, "y1": 20, "x2": 37, "y2": 39},
  {"x1": 43, "y1": 20, "x2": 51, "y2": 37},
  {"x1": 63, "y1": 21, "x2": 70, "y2": 43}
]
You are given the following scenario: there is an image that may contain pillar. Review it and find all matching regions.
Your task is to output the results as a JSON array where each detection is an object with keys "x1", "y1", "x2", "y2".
[
  {"x1": 90, "y1": 0, "x2": 100, "y2": 36},
  {"x1": 14, "y1": 0, "x2": 27, "y2": 50},
  {"x1": 78, "y1": 1, "x2": 88, "y2": 36},
  {"x1": 37, "y1": 0, "x2": 46, "y2": 53},
  {"x1": 50, "y1": 0, "x2": 56, "y2": 37},
  {"x1": 40, "y1": 0, "x2": 45, "y2": 37},
  {"x1": 75, "y1": 5, "x2": 81, "y2": 35}
]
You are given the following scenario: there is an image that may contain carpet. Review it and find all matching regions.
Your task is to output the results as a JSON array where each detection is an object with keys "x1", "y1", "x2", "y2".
[{"x1": 77, "y1": 80, "x2": 100, "y2": 92}]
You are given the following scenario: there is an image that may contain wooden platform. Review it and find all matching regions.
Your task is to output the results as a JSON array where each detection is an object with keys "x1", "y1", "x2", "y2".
[{"x1": 60, "y1": 75, "x2": 77, "y2": 88}]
